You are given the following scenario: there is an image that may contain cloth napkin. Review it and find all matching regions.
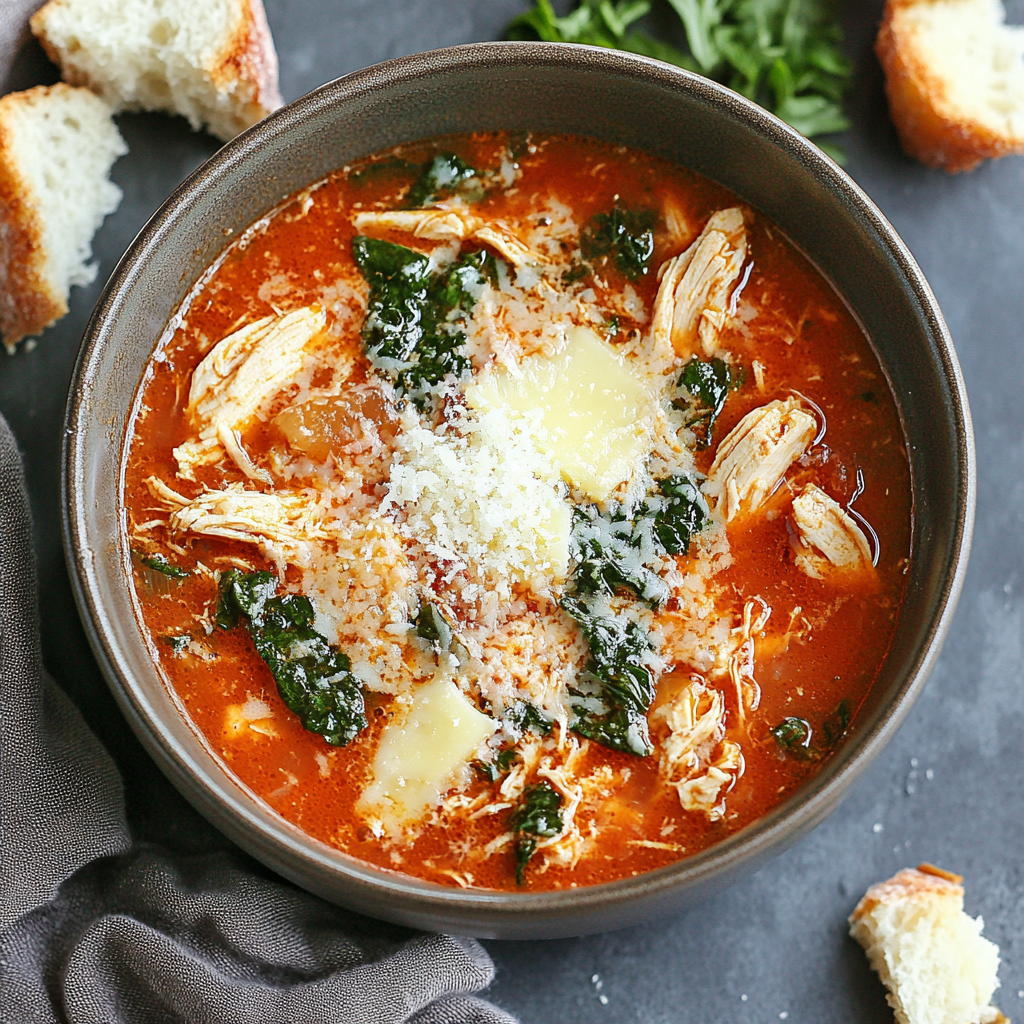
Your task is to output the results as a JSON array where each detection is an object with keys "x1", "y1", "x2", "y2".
[{"x1": 0, "y1": 411, "x2": 517, "y2": 1023}]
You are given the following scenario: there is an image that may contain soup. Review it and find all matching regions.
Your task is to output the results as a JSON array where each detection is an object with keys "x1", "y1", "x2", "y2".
[{"x1": 122, "y1": 133, "x2": 911, "y2": 891}]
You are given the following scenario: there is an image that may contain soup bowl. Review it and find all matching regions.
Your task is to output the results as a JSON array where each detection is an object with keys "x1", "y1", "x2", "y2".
[{"x1": 62, "y1": 42, "x2": 974, "y2": 939}]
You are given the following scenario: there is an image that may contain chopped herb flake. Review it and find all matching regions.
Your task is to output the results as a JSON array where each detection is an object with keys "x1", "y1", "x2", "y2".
[
  {"x1": 507, "y1": 700, "x2": 553, "y2": 735},
  {"x1": 216, "y1": 570, "x2": 367, "y2": 747},
  {"x1": 415, "y1": 601, "x2": 454, "y2": 653},
  {"x1": 161, "y1": 634, "x2": 190, "y2": 655}
]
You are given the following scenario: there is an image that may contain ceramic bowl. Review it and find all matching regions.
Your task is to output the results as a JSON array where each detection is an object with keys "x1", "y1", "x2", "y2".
[{"x1": 62, "y1": 42, "x2": 974, "y2": 939}]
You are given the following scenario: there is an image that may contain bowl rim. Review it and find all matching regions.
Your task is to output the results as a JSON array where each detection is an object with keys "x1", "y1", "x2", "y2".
[{"x1": 62, "y1": 40, "x2": 975, "y2": 934}]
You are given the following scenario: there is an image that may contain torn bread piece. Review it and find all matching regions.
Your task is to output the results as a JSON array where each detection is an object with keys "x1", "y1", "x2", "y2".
[
  {"x1": 650, "y1": 207, "x2": 747, "y2": 360},
  {"x1": 704, "y1": 398, "x2": 816, "y2": 522},
  {"x1": 877, "y1": 0, "x2": 1024, "y2": 172},
  {"x1": 0, "y1": 84, "x2": 125, "y2": 349},
  {"x1": 31, "y1": 0, "x2": 282, "y2": 142},
  {"x1": 352, "y1": 209, "x2": 547, "y2": 267},
  {"x1": 850, "y1": 864, "x2": 1007, "y2": 1024},
  {"x1": 791, "y1": 483, "x2": 874, "y2": 579}
]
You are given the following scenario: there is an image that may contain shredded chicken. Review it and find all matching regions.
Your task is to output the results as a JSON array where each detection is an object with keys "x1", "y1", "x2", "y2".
[
  {"x1": 727, "y1": 597, "x2": 771, "y2": 724},
  {"x1": 650, "y1": 676, "x2": 744, "y2": 821},
  {"x1": 650, "y1": 207, "x2": 747, "y2": 360},
  {"x1": 147, "y1": 477, "x2": 326, "y2": 568},
  {"x1": 792, "y1": 483, "x2": 873, "y2": 579},
  {"x1": 704, "y1": 398, "x2": 817, "y2": 521},
  {"x1": 352, "y1": 209, "x2": 547, "y2": 267},
  {"x1": 173, "y1": 307, "x2": 326, "y2": 482}
]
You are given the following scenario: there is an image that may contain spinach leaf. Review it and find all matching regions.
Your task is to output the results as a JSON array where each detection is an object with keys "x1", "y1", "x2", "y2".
[
  {"x1": 216, "y1": 570, "x2": 367, "y2": 747},
  {"x1": 140, "y1": 553, "x2": 190, "y2": 579},
  {"x1": 472, "y1": 748, "x2": 520, "y2": 783},
  {"x1": 675, "y1": 356, "x2": 734, "y2": 447},
  {"x1": 162, "y1": 634, "x2": 190, "y2": 655},
  {"x1": 581, "y1": 205, "x2": 655, "y2": 279},
  {"x1": 405, "y1": 152, "x2": 480, "y2": 208},
  {"x1": 770, "y1": 716, "x2": 813, "y2": 759},
  {"x1": 507, "y1": 699, "x2": 553, "y2": 735},
  {"x1": 562, "y1": 596, "x2": 656, "y2": 757},
  {"x1": 415, "y1": 601, "x2": 454, "y2": 653},
  {"x1": 772, "y1": 700, "x2": 852, "y2": 762},
  {"x1": 650, "y1": 474, "x2": 710, "y2": 555},
  {"x1": 510, "y1": 780, "x2": 564, "y2": 884},
  {"x1": 507, "y1": 0, "x2": 852, "y2": 159},
  {"x1": 353, "y1": 238, "x2": 495, "y2": 407}
]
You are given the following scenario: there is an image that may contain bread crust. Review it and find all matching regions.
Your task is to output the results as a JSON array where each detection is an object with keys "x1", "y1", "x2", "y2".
[
  {"x1": 849, "y1": 864, "x2": 962, "y2": 924},
  {"x1": 0, "y1": 85, "x2": 71, "y2": 348},
  {"x1": 877, "y1": 0, "x2": 1024, "y2": 172},
  {"x1": 31, "y1": 0, "x2": 282, "y2": 140}
]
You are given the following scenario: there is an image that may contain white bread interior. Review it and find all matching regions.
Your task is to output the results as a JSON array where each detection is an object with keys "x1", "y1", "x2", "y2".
[
  {"x1": 30, "y1": 0, "x2": 282, "y2": 142},
  {"x1": 878, "y1": 0, "x2": 1024, "y2": 171},
  {"x1": 0, "y1": 83, "x2": 125, "y2": 349},
  {"x1": 849, "y1": 864, "x2": 1005, "y2": 1024}
]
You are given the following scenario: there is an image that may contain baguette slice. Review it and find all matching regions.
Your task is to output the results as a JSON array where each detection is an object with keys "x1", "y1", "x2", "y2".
[
  {"x1": 0, "y1": 83, "x2": 126, "y2": 349},
  {"x1": 30, "y1": 0, "x2": 282, "y2": 142},
  {"x1": 877, "y1": 0, "x2": 1024, "y2": 172},
  {"x1": 849, "y1": 864, "x2": 1007, "y2": 1024}
]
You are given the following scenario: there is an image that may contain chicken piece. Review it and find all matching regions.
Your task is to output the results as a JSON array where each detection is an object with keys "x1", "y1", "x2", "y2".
[
  {"x1": 704, "y1": 398, "x2": 817, "y2": 521},
  {"x1": 650, "y1": 677, "x2": 743, "y2": 821},
  {"x1": 791, "y1": 483, "x2": 874, "y2": 579},
  {"x1": 173, "y1": 306, "x2": 326, "y2": 482},
  {"x1": 650, "y1": 207, "x2": 747, "y2": 360},
  {"x1": 147, "y1": 477, "x2": 326, "y2": 568},
  {"x1": 352, "y1": 209, "x2": 546, "y2": 267}
]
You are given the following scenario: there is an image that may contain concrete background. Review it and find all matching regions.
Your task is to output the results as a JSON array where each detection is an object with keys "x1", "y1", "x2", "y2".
[{"x1": 2, "y1": 2, "x2": 1021, "y2": 1020}]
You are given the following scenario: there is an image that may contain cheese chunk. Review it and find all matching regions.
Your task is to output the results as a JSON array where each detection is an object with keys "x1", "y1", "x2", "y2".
[
  {"x1": 466, "y1": 325, "x2": 655, "y2": 502},
  {"x1": 359, "y1": 675, "x2": 497, "y2": 828}
]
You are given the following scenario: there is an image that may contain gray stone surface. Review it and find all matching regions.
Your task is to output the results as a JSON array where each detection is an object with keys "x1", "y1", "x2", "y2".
[{"x1": 1, "y1": 2, "x2": 1021, "y2": 1021}]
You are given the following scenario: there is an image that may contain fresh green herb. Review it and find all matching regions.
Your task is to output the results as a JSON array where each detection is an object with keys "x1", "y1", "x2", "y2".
[
  {"x1": 507, "y1": 699, "x2": 554, "y2": 735},
  {"x1": 140, "y1": 553, "x2": 190, "y2": 579},
  {"x1": 405, "y1": 152, "x2": 480, "y2": 208},
  {"x1": 562, "y1": 596, "x2": 656, "y2": 757},
  {"x1": 772, "y1": 700, "x2": 852, "y2": 761},
  {"x1": 507, "y1": 0, "x2": 697, "y2": 68},
  {"x1": 216, "y1": 570, "x2": 367, "y2": 747},
  {"x1": 161, "y1": 634, "x2": 191, "y2": 655},
  {"x1": 675, "y1": 356, "x2": 735, "y2": 447},
  {"x1": 580, "y1": 205, "x2": 656, "y2": 279},
  {"x1": 506, "y1": 0, "x2": 852, "y2": 159},
  {"x1": 510, "y1": 780, "x2": 564, "y2": 884},
  {"x1": 770, "y1": 716, "x2": 813, "y2": 759},
  {"x1": 353, "y1": 238, "x2": 498, "y2": 407},
  {"x1": 415, "y1": 601, "x2": 454, "y2": 653},
  {"x1": 473, "y1": 760, "x2": 500, "y2": 782}
]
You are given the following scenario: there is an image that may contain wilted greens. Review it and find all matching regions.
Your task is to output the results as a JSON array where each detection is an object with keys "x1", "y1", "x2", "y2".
[
  {"x1": 510, "y1": 780, "x2": 564, "y2": 883},
  {"x1": 216, "y1": 570, "x2": 367, "y2": 747},
  {"x1": 675, "y1": 356, "x2": 736, "y2": 447},
  {"x1": 580, "y1": 205, "x2": 656, "y2": 279}
]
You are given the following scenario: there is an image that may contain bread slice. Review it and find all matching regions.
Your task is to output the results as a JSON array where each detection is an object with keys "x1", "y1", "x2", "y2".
[
  {"x1": 30, "y1": 0, "x2": 282, "y2": 142},
  {"x1": 877, "y1": 0, "x2": 1024, "y2": 172},
  {"x1": 0, "y1": 83, "x2": 126, "y2": 349},
  {"x1": 849, "y1": 864, "x2": 1007, "y2": 1024}
]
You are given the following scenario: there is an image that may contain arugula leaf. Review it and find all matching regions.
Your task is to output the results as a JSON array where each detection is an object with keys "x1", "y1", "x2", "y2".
[
  {"x1": 353, "y1": 239, "x2": 496, "y2": 407},
  {"x1": 405, "y1": 152, "x2": 480, "y2": 208},
  {"x1": 510, "y1": 780, "x2": 564, "y2": 884},
  {"x1": 140, "y1": 553, "x2": 190, "y2": 579},
  {"x1": 675, "y1": 356, "x2": 735, "y2": 447},
  {"x1": 581, "y1": 206, "x2": 656, "y2": 279},
  {"x1": 216, "y1": 570, "x2": 367, "y2": 747},
  {"x1": 562, "y1": 596, "x2": 656, "y2": 757},
  {"x1": 506, "y1": 0, "x2": 851, "y2": 157}
]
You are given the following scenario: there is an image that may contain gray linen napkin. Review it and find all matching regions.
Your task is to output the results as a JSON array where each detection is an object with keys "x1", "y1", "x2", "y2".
[{"x1": 0, "y1": 412, "x2": 516, "y2": 1022}]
